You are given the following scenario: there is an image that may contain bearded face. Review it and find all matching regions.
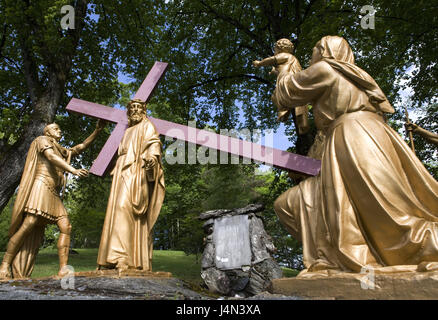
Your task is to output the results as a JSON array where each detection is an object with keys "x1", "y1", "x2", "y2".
[{"x1": 128, "y1": 102, "x2": 146, "y2": 125}]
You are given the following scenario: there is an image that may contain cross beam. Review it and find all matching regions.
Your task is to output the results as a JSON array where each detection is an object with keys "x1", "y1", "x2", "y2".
[
  {"x1": 67, "y1": 98, "x2": 321, "y2": 176},
  {"x1": 67, "y1": 98, "x2": 128, "y2": 176},
  {"x1": 66, "y1": 61, "x2": 321, "y2": 176}
]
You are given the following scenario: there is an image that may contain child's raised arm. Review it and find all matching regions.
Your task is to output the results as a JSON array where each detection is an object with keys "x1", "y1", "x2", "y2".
[{"x1": 253, "y1": 53, "x2": 289, "y2": 68}]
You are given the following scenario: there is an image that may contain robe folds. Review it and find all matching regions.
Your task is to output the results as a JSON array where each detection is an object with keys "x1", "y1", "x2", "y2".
[
  {"x1": 273, "y1": 36, "x2": 438, "y2": 277},
  {"x1": 97, "y1": 118, "x2": 165, "y2": 271}
]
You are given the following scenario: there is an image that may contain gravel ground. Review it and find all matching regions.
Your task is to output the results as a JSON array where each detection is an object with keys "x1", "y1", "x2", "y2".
[{"x1": 0, "y1": 276, "x2": 302, "y2": 300}]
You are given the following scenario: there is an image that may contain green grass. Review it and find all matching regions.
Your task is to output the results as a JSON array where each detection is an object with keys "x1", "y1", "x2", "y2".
[
  {"x1": 33, "y1": 248, "x2": 99, "y2": 278},
  {"x1": 0, "y1": 249, "x2": 298, "y2": 283},
  {"x1": 282, "y1": 267, "x2": 300, "y2": 277},
  {"x1": 151, "y1": 250, "x2": 204, "y2": 283}
]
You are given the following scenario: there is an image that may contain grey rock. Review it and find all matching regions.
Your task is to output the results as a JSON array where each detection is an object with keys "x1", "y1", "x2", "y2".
[
  {"x1": 250, "y1": 216, "x2": 273, "y2": 264},
  {"x1": 201, "y1": 241, "x2": 215, "y2": 269},
  {"x1": 259, "y1": 258, "x2": 283, "y2": 280},
  {"x1": 233, "y1": 203, "x2": 264, "y2": 216},
  {"x1": 201, "y1": 268, "x2": 230, "y2": 295},
  {"x1": 226, "y1": 270, "x2": 249, "y2": 292},
  {"x1": 0, "y1": 276, "x2": 211, "y2": 300},
  {"x1": 246, "y1": 268, "x2": 266, "y2": 295},
  {"x1": 199, "y1": 209, "x2": 232, "y2": 221},
  {"x1": 198, "y1": 204, "x2": 265, "y2": 221},
  {"x1": 200, "y1": 204, "x2": 282, "y2": 297},
  {"x1": 246, "y1": 259, "x2": 283, "y2": 295},
  {"x1": 202, "y1": 219, "x2": 214, "y2": 232}
]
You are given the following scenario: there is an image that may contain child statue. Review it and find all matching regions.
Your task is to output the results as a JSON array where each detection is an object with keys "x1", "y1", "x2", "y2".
[{"x1": 253, "y1": 38, "x2": 309, "y2": 134}]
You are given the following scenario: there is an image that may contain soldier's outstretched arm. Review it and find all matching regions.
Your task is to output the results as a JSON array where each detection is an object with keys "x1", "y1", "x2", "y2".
[
  {"x1": 70, "y1": 120, "x2": 107, "y2": 156},
  {"x1": 43, "y1": 148, "x2": 88, "y2": 177}
]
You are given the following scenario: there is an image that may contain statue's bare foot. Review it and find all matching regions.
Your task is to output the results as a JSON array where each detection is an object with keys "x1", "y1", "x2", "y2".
[{"x1": 0, "y1": 263, "x2": 12, "y2": 280}]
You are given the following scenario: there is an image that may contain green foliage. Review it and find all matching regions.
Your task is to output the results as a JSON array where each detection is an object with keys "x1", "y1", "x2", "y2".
[
  {"x1": 200, "y1": 163, "x2": 266, "y2": 210},
  {"x1": 69, "y1": 208, "x2": 106, "y2": 248},
  {"x1": 256, "y1": 169, "x2": 304, "y2": 269},
  {"x1": 154, "y1": 158, "x2": 274, "y2": 257},
  {"x1": 155, "y1": 155, "x2": 304, "y2": 268},
  {"x1": 412, "y1": 103, "x2": 438, "y2": 179},
  {"x1": 63, "y1": 174, "x2": 112, "y2": 248},
  {"x1": 151, "y1": 0, "x2": 438, "y2": 136},
  {"x1": 0, "y1": 197, "x2": 13, "y2": 251},
  {"x1": 42, "y1": 224, "x2": 59, "y2": 249},
  {"x1": 175, "y1": 213, "x2": 205, "y2": 260},
  {"x1": 1, "y1": 1, "x2": 436, "y2": 160}
]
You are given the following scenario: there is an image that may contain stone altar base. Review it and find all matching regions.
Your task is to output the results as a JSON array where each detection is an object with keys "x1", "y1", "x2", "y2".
[
  {"x1": 270, "y1": 271, "x2": 438, "y2": 300},
  {"x1": 199, "y1": 204, "x2": 283, "y2": 297}
]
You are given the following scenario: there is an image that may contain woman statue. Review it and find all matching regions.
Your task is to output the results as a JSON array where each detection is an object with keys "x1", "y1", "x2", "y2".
[{"x1": 272, "y1": 36, "x2": 438, "y2": 277}]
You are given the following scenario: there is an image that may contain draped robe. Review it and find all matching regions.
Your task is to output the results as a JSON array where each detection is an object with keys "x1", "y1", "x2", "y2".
[{"x1": 97, "y1": 118, "x2": 165, "y2": 271}]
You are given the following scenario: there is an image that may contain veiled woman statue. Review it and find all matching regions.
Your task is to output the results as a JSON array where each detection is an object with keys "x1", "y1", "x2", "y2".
[{"x1": 272, "y1": 36, "x2": 438, "y2": 277}]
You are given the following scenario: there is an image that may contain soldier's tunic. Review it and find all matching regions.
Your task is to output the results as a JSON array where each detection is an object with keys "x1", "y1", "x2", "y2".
[{"x1": 23, "y1": 136, "x2": 74, "y2": 222}]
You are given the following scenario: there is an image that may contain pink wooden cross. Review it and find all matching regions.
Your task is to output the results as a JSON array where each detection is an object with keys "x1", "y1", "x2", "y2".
[{"x1": 66, "y1": 61, "x2": 321, "y2": 176}]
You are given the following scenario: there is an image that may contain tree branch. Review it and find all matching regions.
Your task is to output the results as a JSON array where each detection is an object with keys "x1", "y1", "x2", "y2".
[
  {"x1": 20, "y1": 37, "x2": 41, "y2": 105},
  {"x1": 294, "y1": 0, "x2": 318, "y2": 49},
  {"x1": 199, "y1": 0, "x2": 269, "y2": 55},
  {"x1": 186, "y1": 73, "x2": 272, "y2": 92},
  {"x1": 0, "y1": 23, "x2": 8, "y2": 58}
]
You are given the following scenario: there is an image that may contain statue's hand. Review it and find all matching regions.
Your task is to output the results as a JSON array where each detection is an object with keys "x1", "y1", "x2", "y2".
[
  {"x1": 252, "y1": 60, "x2": 261, "y2": 67},
  {"x1": 96, "y1": 119, "x2": 108, "y2": 131},
  {"x1": 143, "y1": 157, "x2": 157, "y2": 169},
  {"x1": 72, "y1": 168, "x2": 89, "y2": 177},
  {"x1": 269, "y1": 67, "x2": 278, "y2": 76},
  {"x1": 405, "y1": 122, "x2": 418, "y2": 132}
]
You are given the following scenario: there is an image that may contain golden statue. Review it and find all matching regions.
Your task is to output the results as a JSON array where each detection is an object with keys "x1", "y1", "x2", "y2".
[
  {"x1": 97, "y1": 99, "x2": 165, "y2": 273},
  {"x1": 253, "y1": 38, "x2": 309, "y2": 134},
  {"x1": 272, "y1": 35, "x2": 438, "y2": 278},
  {"x1": 0, "y1": 121, "x2": 105, "y2": 279},
  {"x1": 406, "y1": 122, "x2": 438, "y2": 146}
]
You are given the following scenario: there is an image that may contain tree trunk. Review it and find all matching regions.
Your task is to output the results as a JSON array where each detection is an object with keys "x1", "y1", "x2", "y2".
[
  {"x1": 0, "y1": 97, "x2": 60, "y2": 213},
  {"x1": 0, "y1": 0, "x2": 88, "y2": 214},
  {"x1": 0, "y1": 47, "x2": 68, "y2": 214}
]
